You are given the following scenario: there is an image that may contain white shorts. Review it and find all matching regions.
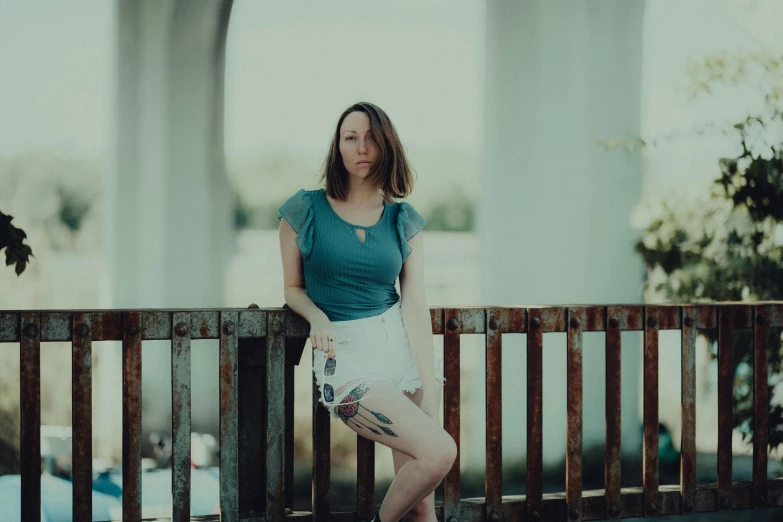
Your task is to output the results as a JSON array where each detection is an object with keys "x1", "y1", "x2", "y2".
[{"x1": 312, "y1": 300, "x2": 445, "y2": 420}]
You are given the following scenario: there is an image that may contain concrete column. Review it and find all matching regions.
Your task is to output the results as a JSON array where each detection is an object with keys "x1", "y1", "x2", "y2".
[
  {"x1": 480, "y1": 0, "x2": 646, "y2": 467},
  {"x1": 97, "y1": 0, "x2": 233, "y2": 461}
]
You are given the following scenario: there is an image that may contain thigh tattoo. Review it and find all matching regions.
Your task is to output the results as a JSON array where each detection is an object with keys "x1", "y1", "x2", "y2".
[{"x1": 335, "y1": 382, "x2": 398, "y2": 437}]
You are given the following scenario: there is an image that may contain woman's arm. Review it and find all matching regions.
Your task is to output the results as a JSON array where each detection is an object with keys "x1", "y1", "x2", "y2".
[
  {"x1": 279, "y1": 217, "x2": 329, "y2": 325},
  {"x1": 399, "y1": 231, "x2": 438, "y2": 418}
]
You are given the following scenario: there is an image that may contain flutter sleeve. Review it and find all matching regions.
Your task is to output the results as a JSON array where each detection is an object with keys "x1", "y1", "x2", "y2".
[
  {"x1": 277, "y1": 188, "x2": 314, "y2": 259},
  {"x1": 396, "y1": 201, "x2": 427, "y2": 263}
]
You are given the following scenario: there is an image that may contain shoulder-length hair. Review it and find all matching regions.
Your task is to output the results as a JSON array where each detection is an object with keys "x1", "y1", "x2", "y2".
[{"x1": 320, "y1": 101, "x2": 415, "y2": 203}]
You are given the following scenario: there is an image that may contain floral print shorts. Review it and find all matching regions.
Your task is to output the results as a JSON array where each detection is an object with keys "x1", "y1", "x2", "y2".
[{"x1": 312, "y1": 299, "x2": 445, "y2": 420}]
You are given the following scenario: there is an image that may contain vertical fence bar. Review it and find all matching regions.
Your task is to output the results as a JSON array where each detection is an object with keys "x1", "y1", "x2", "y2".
[
  {"x1": 566, "y1": 308, "x2": 584, "y2": 522},
  {"x1": 72, "y1": 312, "x2": 93, "y2": 522},
  {"x1": 443, "y1": 308, "x2": 462, "y2": 522},
  {"x1": 122, "y1": 312, "x2": 143, "y2": 522},
  {"x1": 313, "y1": 371, "x2": 330, "y2": 522},
  {"x1": 20, "y1": 312, "x2": 41, "y2": 522},
  {"x1": 267, "y1": 310, "x2": 286, "y2": 522},
  {"x1": 717, "y1": 305, "x2": 733, "y2": 510},
  {"x1": 680, "y1": 307, "x2": 697, "y2": 514},
  {"x1": 526, "y1": 308, "x2": 543, "y2": 521},
  {"x1": 357, "y1": 435, "x2": 375, "y2": 519},
  {"x1": 220, "y1": 311, "x2": 239, "y2": 522},
  {"x1": 643, "y1": 306, "x2": 659, "y2": 517},
  {"x1": 605, "y1": 306, "x2": 622, "y2": 519},
  {"x1": 171, "y1": 312, "x2": 192, "y2": 522},
  {"x1": 285, "y1": 353, "x2": 296, "y2": 511},
  {"x1": 238, "y1": 334, "x2": 267, "y2": 516},
  {"x1": 753, "y1": 305, "x2": 769, "y2": 507},
  {"x1": 486, "y1": 308, "x2": 503, "y2": 521}
]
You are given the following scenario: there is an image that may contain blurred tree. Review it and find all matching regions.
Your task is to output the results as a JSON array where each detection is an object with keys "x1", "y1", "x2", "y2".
[
  {"x1": 633, "y1": 52, "x2": 783, "y2": 470},
  {"x1": 0, "y1": 211, "x2": 33, "y2": 276}
]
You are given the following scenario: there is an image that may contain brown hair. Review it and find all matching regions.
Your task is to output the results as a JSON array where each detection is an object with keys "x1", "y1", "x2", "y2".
[{"x1": 319, "y1": 102, "x2": 415, "y2": 203}]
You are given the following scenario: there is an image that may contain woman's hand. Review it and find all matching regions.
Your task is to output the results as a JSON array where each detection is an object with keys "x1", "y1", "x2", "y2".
[{"x1": 309, "y1": 316, "x2": 337, "y2": 359}]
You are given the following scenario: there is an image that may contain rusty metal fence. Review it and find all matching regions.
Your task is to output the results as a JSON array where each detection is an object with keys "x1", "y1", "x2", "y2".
[{"x1": 1, "y1": 303, "x2": 783, "y2": 522}]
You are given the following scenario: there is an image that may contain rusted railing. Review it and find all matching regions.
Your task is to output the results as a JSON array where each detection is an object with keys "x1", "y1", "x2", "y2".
[{"x1": 2, "y1": 303, "x2": 783, "y2": 521}]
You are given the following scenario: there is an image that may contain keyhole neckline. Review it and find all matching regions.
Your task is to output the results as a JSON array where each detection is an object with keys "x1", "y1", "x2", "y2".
[{"x1": 319, "y1": 188, "x2": 389, "y2": 229}]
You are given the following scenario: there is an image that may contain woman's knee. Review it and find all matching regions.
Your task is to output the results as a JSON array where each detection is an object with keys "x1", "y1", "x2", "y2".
[
  {"x1": 408, "y1": 496, "x2": 433, "y2": 519},
  {"x1": 423, "y1": 432, "x2": 457, "y2": 482}
]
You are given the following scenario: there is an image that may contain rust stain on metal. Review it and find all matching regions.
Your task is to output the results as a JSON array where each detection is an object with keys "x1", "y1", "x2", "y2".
[
  {"x1": 485, "y1": 308, "x2": 503, "y2": 521},
  {"x1": 122, "y1": 311, "x2": 143, "y2": 521},
  {"x1": 505, "y1": 307, "x2": 526, "y2": 333},
  {"x1": 584, "y1": 306, "x2": 605, "y2": 331},
  {"x1": 90, "y1": 311, "x2": 121, "y2": 340},
  {"x1": 72, "y1": 312, "x2": 93, "y2": 521},
  {"x1": 696, "y1": 305, "x2": 717, "y2": 329},
  {"x1": 622, "y1": 306, "x2": 643, "y2": 331},
  {"x1": 566, "y1": 308, "x2": 584, "y2": 521},
  {"x1": 542, "y1": 307, "x2": 566, "y2": 332},
  {"x1": 717, "y1": 305, "x2": 733, "y2": 509},
  {"x1": 20, "y1": 312, "x2": 41, "y2": 522},
  {"x1": 171, "y1": 311, "x2": 191, "y2": 522},
  {"x1": 527, "y1": 308, "x2": 544, "y2": 519},
  {"x1": 680, "y1": 306, "x2": 697, "y2": 512},
  {"x1": 605, "y1": 306, "x2": 622, "y2": 519},
  {"x1": 219, "y1": 311, "x2": 239, "y2": 521},
  {"x1": 643, "y1": 306, "x2": 659, "y2": 517},
  {"x1": 443, "y1": 308, "x2": 462, "y2": 522},
  {"x1": 430, "y1": 307, "x2": 444, "y2": 334},
  {"x1": 657, "y1": 307, "x2": 680, "y2": 330}
]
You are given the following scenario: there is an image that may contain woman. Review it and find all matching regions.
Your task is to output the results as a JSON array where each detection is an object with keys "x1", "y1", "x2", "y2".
[{"x1": 278, "y1": 102, "x2": 454, "y2": 522}]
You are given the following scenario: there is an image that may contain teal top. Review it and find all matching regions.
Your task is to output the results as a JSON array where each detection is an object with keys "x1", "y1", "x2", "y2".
[{"x1": 278, "y1": 188, "x2": 427, "y2": 322}]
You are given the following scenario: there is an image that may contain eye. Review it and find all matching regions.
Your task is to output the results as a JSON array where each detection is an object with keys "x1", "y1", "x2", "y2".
[{"x1": 346, "y1": 136, "x2": 355, "y2": 141}]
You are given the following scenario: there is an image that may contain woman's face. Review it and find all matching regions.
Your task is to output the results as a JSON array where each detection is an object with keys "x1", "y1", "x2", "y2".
[{"x1": 338, "y1": 111, "x2": 377, "y2": 181}]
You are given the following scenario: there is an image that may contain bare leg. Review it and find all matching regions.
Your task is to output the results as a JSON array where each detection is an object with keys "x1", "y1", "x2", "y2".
[
  {"x1": 391, "y1": 382, "x2": 443, "y2": 522},
  {"x1": 330, "y1": 380, "x2": 455, "y2": 522}
]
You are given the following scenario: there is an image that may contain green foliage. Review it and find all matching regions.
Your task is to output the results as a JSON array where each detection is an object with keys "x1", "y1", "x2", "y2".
[
  {"x1": 234, "y1": 192, "x2": 254, "y2": 230},
  {"x1": 56, "y1": 185, "x2": 91, "y2": 232},
  {"x1": 425, "y1": 186, "x2": 475, "y2": 232},
  {"x1": 635, "y1": 52, "x2": 783, "y2": 468},
  {"x1": 0, "y1": 211, "x2": 33, "y2": 276}
]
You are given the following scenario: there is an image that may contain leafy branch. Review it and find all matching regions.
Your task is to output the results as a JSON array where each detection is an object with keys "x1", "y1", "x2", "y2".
[{"x1": 0, "y1": 211, "x2": 33, "y2": 276}]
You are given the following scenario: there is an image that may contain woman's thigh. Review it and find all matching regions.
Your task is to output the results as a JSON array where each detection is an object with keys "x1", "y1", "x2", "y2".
[
  {"x1": 392, "y1": 382, "x2": 443, "y2": 474},
  {"x1": 333, "y1": 379, "x2": 451, "y2": 459}
]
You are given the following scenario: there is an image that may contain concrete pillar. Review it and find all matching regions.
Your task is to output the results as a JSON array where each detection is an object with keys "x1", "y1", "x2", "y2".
[
  {"x1": 96, "y1": 0, "x2": 233, "y2": 461},
  {"x1": 479, "y1": 0, "x2": 646, "y2": 467}
]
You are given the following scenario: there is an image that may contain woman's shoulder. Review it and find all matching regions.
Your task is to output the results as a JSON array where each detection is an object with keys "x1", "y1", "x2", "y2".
[
  {"x1": 392, "y1": 199, "x2": 426, "y2": 263},
  {"x1": 278, "y1": 189, "x2": 316, "y2": 233},
  {"x1": 394, "y1": 200, "x2": 425, "y2": 225}
]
